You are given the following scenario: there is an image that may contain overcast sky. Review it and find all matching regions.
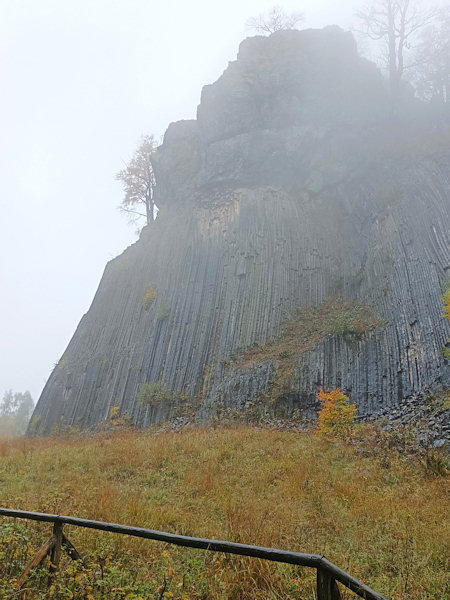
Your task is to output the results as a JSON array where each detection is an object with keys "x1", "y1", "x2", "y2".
[{"x1": 0, "y1": 0, "x2": 367, "y2": 403}]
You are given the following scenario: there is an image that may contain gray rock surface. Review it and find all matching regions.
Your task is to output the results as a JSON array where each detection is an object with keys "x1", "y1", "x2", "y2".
[{"x1": 29, "y1": 27, "x2": 449, "y2": 436}]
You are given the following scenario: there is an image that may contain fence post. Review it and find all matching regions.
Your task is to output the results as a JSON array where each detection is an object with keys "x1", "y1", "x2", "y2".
[
  {"x1": 16, "y1": 534, "x2": 56, "y2": 590},
  {"x1": 48, "y1": 521, "x2": 63, "y2": 582},
  {"x1": 317, "y1": 568, "x2": 342, "y2": 600}
]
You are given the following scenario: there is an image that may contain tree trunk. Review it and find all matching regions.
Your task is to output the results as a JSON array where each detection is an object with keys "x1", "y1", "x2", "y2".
[
  {"x1": 145, "y1": 194, "x2": 153, "y2": 225},
  {"x1": 388, "y1": 1, "x2": 399, "y2": 99}
]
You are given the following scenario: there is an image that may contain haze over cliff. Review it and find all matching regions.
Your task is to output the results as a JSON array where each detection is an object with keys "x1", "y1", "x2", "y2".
[{"x1": 30, "y1": 27, "x2": 450, "y2": 435}]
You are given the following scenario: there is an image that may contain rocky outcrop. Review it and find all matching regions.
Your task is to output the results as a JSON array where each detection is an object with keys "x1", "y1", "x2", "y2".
[
  {"x1": 29, "y1": 27, "x2": 449, "y2": 435},
  {"x1": 154, "y1": 27, "x2": 390, "y2": 199}
]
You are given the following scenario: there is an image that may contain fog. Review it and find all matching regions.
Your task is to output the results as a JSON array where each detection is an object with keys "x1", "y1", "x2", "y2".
[{"x1": 0, "y1": 0, "x2": 421, "y2": 402}]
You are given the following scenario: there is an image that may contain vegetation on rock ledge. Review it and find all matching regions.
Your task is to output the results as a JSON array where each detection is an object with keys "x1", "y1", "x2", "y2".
[
  {"x1": 236, "y1": 296, "x2": 386, "y2": 368},
  {"x1": 143, "y1": 284, "x2": 157, "y2": 310},
  {"x1": 137, "y1": 382, "x2": 173, "y2": 407},
  {"x1": 234, "y1": 296, "x2": 387, "y2": 410}
]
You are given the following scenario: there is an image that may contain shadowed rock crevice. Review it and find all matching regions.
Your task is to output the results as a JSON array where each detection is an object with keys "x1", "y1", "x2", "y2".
[{"x1": 29, "y1": 27, "x2": 449, "y2": 435}]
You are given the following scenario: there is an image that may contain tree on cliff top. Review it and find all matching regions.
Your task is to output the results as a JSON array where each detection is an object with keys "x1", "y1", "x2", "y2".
[
  {"x1": 356, "y1": 0, "x2": 437, "y2": 99},
  {"x1": 116, "y1": 135, "x2": 157, "y2": 227},
  {"x1": 246, "y1": 5, "x2": 304, "y2": 34},
  {"x1": 412, "y1": 5, "x2": 450, "y2": 105}
]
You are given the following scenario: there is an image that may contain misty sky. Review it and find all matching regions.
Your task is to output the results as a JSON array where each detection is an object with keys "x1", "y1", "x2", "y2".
[{"x1": 1, "y1": 0, "x2": 375, "y2": 403}]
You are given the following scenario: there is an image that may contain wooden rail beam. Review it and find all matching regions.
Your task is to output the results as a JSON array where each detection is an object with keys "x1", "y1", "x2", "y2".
[
  {"x1": 48, "y1": 521, "x2": 63, "y2": 584},
  {"x1": 62, "y1": 533, "x2": 85, "y2": 565}
]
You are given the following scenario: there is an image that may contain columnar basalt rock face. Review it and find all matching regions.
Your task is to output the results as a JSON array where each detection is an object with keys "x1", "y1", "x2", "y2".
[{"x1": 30, "y1": 27, "x2": 449, "y2": 435}]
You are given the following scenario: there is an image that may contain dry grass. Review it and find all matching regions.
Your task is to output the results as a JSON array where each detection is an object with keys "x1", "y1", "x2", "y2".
[{"x1": 0, "y1": 426, "x2": 448, "y2": 599}]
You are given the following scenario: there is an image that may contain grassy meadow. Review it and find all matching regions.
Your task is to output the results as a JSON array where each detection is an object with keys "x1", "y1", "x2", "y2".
[{"x1": 0, "y1": 425, "x2": 448, "y2": 599}]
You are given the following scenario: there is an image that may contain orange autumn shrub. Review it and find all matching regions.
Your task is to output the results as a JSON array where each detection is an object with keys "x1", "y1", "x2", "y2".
[{"x1": 316, "y1": 388, "x2": 357, "y2": 436}]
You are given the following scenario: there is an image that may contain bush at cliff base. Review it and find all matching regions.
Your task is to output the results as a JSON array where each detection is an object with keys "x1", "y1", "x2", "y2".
[
  {"x1": 442, "y1": 286, "x2": 450, "y2": 320},
  {"x1": 443, "y1": 286, "x2": 450, "y2": 359},
  {"x1": 316, "y1": 388, "x2": 357, "y2": 436}
]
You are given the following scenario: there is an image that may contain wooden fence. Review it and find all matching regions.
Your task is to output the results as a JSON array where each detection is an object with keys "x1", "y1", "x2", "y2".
[{"x1": 0, "y1": 507, "x2": 387, "y2": 600}]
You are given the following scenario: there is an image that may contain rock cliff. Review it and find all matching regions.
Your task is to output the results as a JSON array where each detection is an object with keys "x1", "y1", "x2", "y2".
[{"x1": 30, "y1": 27, "x2": 449, "y2": 435}]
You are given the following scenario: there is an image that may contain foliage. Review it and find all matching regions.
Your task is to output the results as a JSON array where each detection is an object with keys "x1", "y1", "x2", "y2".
[
  {"x1": 156, "y1": 298, "x2": 170, "y2": 321},
  {"x1": 412, "y1": 6, "x2": 450, "y2": 104},
  {"x1": 356, "y1": 0, "x2": 437, "y2": 98},
  {"x1": 109, "y1": 405, "x2": 120, "y2": 420},
  {"x1": 137, "y1": 382, "x2": 173, "y2": 407},
  {"x1": 95, "y1": 406, "x2": 133, "y2": 432},
  {"x1": 50, "y1": 422, "x2": 82, "y2": 438},
  {"x1": 27, "y1": 414, "x2": 42, "y2": 436},
  {"x1": 236, "y1": 297, "x2": 385, "y2": 368},
  {"x1": 246, "y1": 5, "x2": 304, "y2": 34},
  {"x1": 442, "y1": 284, "x2": 450, "y2": 359},
  {"x1": 443, "y1": 285, "x2": 450, "y2": 321},
  {"x1": 0, "y1": 427, "x2": 448, "y2": 598},
  {"x1": 143, "y1": 284, "x2": 157, "y2": 309},
  {"x1": 329, "y1": 308, "x2": 374, "y2": 337},
  {"x1": 116, "y1": 134, "x2": 157, "y2": 227},
  {"x1": 421, "y1": 448, "x2": 449, "y2": 477},
  {"x1": 234, "y1": 296, "x2": 386, "y2": 407},
  {"x1": 136, "y1": 383, "x2": 199, "y2": 420},
  {"x1": 440, "y1": 388, "x2": 450, "y2": 411},
  {"x1": 0, "y1": 390, "x2": 34, "y2": 436},
  {"x1": 316, "y1": 388, "x2": 357, "y2": 437},
  {"x1": 56, "y1": 355, "x2": 67, "y2": 370}
]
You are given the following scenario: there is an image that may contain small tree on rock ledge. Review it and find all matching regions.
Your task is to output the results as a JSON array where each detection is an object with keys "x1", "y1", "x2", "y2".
[{"x1": 116, "y1": 134, "x2": 157, "y2": 227}]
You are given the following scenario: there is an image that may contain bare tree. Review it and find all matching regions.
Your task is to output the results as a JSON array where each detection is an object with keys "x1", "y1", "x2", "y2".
[
  {"x1": 116, "y1": 135, "x2": 157, "y2": 227},
  {"x1": 356, "y1": 0, "x2": 437, "y2": 98},
  {"x1": 412, "y1": 6, "x2": 450, "y2": 104},
  {"x1": 246, "y1": 5, "x2": 304, "y2": 35}
]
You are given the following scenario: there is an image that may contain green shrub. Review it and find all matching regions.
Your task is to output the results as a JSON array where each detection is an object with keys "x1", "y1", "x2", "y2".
[
  {"x1": 143, "y1": 284, "x2": 157, "y2": 309},
  {"x1": 109, "y1": 405, "x2": 120, "y2": 420},
  {"x1": 50, "y1": 422, "x2": 82, "y2": 438},
  {"x1": 27, "y1": 414, "x2": 42, "y2": 436},
  {"x1": 442, "y1": 284, "x2": 450, "y2": 358},
  {"x1": 156, "y1": 298, "x2": 170, "y2": 321},
  {"x1": 56, "y1": 355, "x2": 67, "y2": 370},
  {"x1": 422, "y1": 448, "x2": 449, "y2": 477},
  {"x1": 137, "y1": 382, "x2": 172, "y2": 407},
  {"x1": 330, "y1": 314, "x2": 355, "y2": 336},
  {"x1": 442, "y1": 285, "x2": 450, "y2": 320}
]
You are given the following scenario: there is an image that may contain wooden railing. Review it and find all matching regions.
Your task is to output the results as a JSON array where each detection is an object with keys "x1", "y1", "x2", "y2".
[{"x1": 0, "y1": 507, "x2": 387, "y2": 600}]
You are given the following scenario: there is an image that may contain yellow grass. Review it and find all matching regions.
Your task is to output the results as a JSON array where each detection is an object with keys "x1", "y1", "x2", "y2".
[{"x1": 0, "y1": 426, "x2": 448, "y2": 599}]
